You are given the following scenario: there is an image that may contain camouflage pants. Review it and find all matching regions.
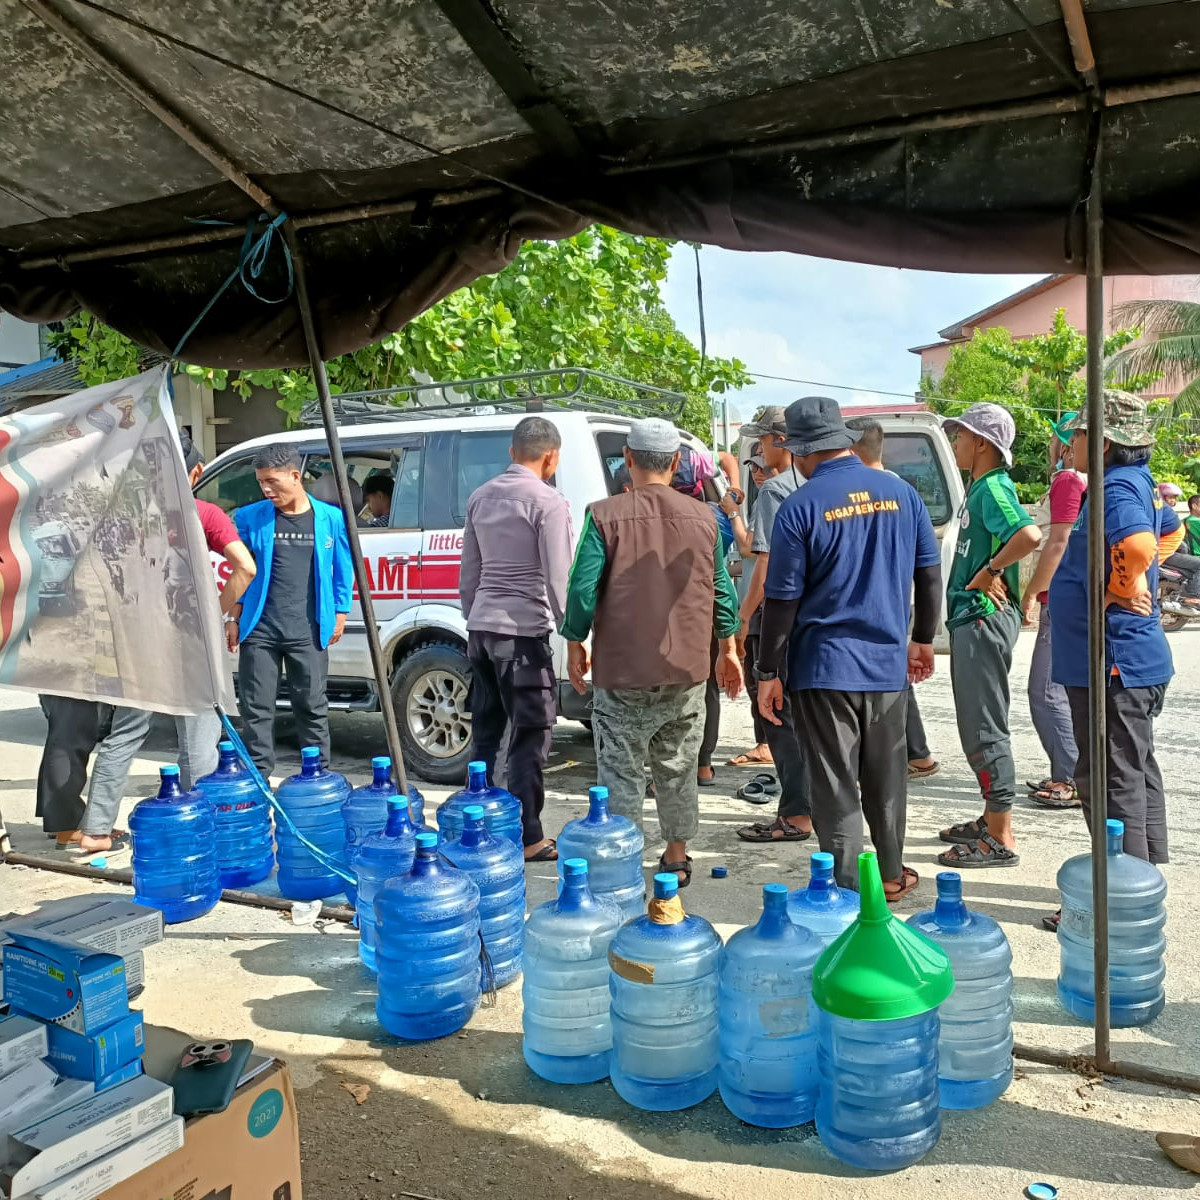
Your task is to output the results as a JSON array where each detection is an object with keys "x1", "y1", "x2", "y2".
[{"x1": 592, "y1": 682, "x2": 705, "y2": 844}]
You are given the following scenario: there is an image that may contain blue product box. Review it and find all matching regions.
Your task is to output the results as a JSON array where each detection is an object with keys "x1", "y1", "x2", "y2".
[
  {"x1": 1, "y1": 931, "x2": 129, "y2": 1034},
  {"x1": 96, "y1": 1057, "x2": 145, "y2": 1092},
  {"x1": 41, "y1": 1010, "x2": 145, "y2": 1081}
]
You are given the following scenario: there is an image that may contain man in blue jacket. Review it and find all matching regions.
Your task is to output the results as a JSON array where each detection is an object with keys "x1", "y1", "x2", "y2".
[{"x1": 230, "y1": 444, "x2": 353, "y2": 774}]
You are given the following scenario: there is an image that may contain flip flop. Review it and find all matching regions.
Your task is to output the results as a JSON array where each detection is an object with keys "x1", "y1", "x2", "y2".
[
  {"x1": 658, "y1": 853, "x2": 692, "y2": 888},
  {"x1": 939, "y1": 816, "x2": 986, "y2": 845},
  {"x1": 727, "y1": 751, "x2": 774, "y2": 767},
  {"x1": 698, "y1": 770, "x2": 718, "y2": 788},
  {"x1": 736, "y1": 773, "x2": 780, "y2": 804},
  {"x1": 908, "y1": 761, "x2": 940, "y2": 780},
  {"x1": 73, "y1": 831, "x2": 130, "y2": 855},
  {"x1": 736, "y1": 817, "x2": 812, "y2": 843},
  {"x1": 1041, "y1": 910, "x2": 1061, "y2": 932},
  {"x1": 938, "y1": 831, "x2": 1020, "y2": 869},
  {"x1": 524, "y1": 839, "x2": 558, "y2": 863},
  {"x1": 884, "y1": 866, "x2": 919, "y2": 903}
]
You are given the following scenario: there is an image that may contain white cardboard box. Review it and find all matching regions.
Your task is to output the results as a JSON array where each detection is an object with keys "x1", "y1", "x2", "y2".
[
  {"x1": 0, "y1": 1060, "x2": 57, "y2": 1138},
  {"x1": 6, "y1": 1075, "x2": 174, "y2": 1198},
  {"x1": 0, "y1": 1077, "x2": 94, "y2": 1143},
  {"x1": 0, "y1": 1016, "x2": 49, "y2": 1079},
  {"x1": 31, "y1": 1116, "x2": 184, "y2": 1200}
]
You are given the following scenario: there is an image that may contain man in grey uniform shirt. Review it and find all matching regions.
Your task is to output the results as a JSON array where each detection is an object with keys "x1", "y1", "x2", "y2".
[{"x1": 460, "y1": 417, "x2": 574, "y2": 862}]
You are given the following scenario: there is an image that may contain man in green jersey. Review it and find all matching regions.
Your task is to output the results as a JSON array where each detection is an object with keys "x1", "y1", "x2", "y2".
[{"x1": 938, "y1": 403, "x2": 1041, "y2": 869}]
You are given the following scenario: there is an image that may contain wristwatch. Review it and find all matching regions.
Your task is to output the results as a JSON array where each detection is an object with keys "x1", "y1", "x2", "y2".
[
  {"x1": 986, "y1": 560, "x2": 1004, "y2": 578},
  {"x1": 755, "y1": 667, "x2": 780, "y2": 681}
]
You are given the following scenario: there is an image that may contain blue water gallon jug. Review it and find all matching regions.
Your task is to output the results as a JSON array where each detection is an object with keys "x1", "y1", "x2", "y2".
[
  {"x1": 356, "y1": 796, "x2": 417, "y2": 973},
  {"x1": 1057, "y1": 818, "x2": 1167, "y2": 1027},
  {"x1": 275, "y1": 746, "x2": 351, "y2": 901},
  {"x1": 608, "y1": 872, "x2": 723, "y2": 1111},
  {"x1": 130, "y1": 765, "x2": 222, "y2": 924},
  {"x1": 557, "y1": 786, "x2": 644, "y2": 921},
  {"x1": 788, "y1": 852, "x2": 860, "y2": 947},
  {"x1": 441, "y1": 805, "x2": 526, "y2": 988},
  {"x1": 437, "y1": 760, "x2": 522, "y2": 848},
  {"x1": 907, "y1": 872, "x2": 1014, "y2": 1109},
  {"x1": 719, "y1": 883, "x2": 822, "y2": 1128},
  {"x1": 523, "y1": 858, "x2": 623, "y2": 1084},
  {"x1": 375, "y1": 831, "x2": 482, "y2": 1040},
  {"x1": 343, "y1": 756, "x2": 396, "y2": 861},
  {"x1": 194, "y1": 741, "x2": 274, "y2": 889},
  {"x1": 813, "y1": 852, "x2": 952, "y2": 1171}
]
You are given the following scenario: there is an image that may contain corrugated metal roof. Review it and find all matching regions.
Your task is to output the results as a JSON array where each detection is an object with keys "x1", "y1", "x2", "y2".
[{"x1": 0, "y1": 356, "x2": 85, "y2": 404}]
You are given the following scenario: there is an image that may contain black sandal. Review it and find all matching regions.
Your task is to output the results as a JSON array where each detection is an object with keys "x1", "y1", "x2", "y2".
[
  {"x1": 524, "y1": 839, "x2": 558, "y2": 863},
  {"x1": 1031, "y1": 782, "x2": 1080, "y2": 809},
  {"x1": 658, "y1": 853, "x2": 693, "y2": 888},
  {"x1": 1041, "y1": 910, "x2": 1061, "y2": 932},
  {"x1": 939, "y1": 815, "x2": 986, "y2": 845},
  {"x1": 736, "y1": 817, "x2": 812, "y2": 843},
  {"x1": 937, "y1": 831, "x2": 1020, "y2": 869}
]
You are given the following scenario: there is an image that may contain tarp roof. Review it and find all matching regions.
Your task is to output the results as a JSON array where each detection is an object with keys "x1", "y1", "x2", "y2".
[{"x1": 2, "y1": 0, "x2": 1200, "y2": 369}]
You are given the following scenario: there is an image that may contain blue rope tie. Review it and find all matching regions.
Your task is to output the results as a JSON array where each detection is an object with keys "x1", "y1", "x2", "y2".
[{"x1": 173, "y1": 212, "x2": 293, "y2": 359}]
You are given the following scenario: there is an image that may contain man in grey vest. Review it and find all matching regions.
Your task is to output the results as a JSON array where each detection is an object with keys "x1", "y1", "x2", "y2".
[{"x1": 561, "y1": 418, "x2": 742, "y2": 887}]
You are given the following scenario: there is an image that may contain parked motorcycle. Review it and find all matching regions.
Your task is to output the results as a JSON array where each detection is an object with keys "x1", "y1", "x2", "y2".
[{"x1": 1159, "y1": 565, "x2": 1200, "y2": 632}]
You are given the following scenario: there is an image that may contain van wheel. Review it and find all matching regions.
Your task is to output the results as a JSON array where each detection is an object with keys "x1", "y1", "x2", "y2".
[{"x1": 391, "y1": 641, "x2": 473, "y2": 784}]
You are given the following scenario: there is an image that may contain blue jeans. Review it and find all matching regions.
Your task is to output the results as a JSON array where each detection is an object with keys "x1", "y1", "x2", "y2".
[{"x1": 1027, "y1": 603, "x2": 1078, "y2": 783}]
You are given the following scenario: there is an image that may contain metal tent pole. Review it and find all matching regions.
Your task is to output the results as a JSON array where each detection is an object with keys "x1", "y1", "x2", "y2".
[
  {"x1": 1084, "y1": 123, "x2": 1112, "y2": 1071},
  {"x1": 284, "y1": 227, "x2": 411, "y2": 793}
]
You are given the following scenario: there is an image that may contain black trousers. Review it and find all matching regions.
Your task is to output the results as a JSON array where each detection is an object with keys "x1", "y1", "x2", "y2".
[
  {"x1": 467, "y1": 631, "x2": 556, "y2": 847},
  {"x1": 745, "y1": 634, "x2": 809, "y2": 822},
  {"x1": 37, "y1": 695, "x2": 102, "y2": 833},
  {"x1": 1066, "y1": 682, "x2": 1168, "y2": 864},
  {"x1": 905, "y1": 685, "x2": 931, "y2": 761},
  {"x1": 700, "y1": 636, "x2": 720, "y2": 770},
  {"x1": 237, "y1": 627, "x2": 330, "y2": 776},
  {"x1": 795, "y1": 688, "x2": 907, "y2": 889},
  {"x1": 743, "y1": 633, "x2": 768, "y2": 745}
]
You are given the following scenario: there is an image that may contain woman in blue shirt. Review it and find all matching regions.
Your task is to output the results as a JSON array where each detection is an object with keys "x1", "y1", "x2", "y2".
[{"x1": 1049, "y1": 390, "x2": 1174, "y2": 870}]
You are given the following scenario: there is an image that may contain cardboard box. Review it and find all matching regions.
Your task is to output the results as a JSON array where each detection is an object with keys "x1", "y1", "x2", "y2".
[
  {"x1": 98, "y1": 1062, "x2": 302, "y2": 1200},
  {"x1": 0, "y1": 1077, "x2": 95, "y2": 1142},
  {"x1": 0, "y1": 1059, "x2": 58, "y2": 1138},
  {"x1": 1, "y1": 935, "x2": 129, "y2": 1035},
  {"x1": 94, "y1": 1061, "x2": 143, "y2": 1095},
  {"x1": 0, "y1": 1015, "x2": 49, "y2": 1078},
  {"x1": 6, "y1": 1075, "x2": 174, "y2": 1198},
  {"x1": 41, "y1": 1013, "x2": 144, "y2": 1082},
  {"x1": 32, "y1": 1116, "x2": 184, "y2": 1200}
]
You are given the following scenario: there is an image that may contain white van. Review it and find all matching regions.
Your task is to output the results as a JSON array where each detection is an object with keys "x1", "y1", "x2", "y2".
[{"x1": 197, "y1": 380, "x2": 963, "y2": 783}]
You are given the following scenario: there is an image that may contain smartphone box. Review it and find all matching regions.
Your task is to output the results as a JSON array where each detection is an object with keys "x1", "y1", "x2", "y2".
[
  {"x1": 99, "y1": 1061, "x2": 301, "y2": 1200},
  {"x1": 32, "y1": 1115, "x2": 184, "y2": 1200},
  {"x1": 1, "y1": 934, "x2": 128, "y2": 1035},
  {"x1": 0, "y1": 1075, "x2": 94, "y2": 1141},
  {"x1": 0, "y1": 1058, "x2": 57, "y2": 1137},
  {"x1": 40, "y1": 1012, "x2": 144, "y2": 1082},
  {"x1": 0, "y1": 1014, "x2": 49, "y2": 1078},
  {"x1": 95, "y1": 1059, "x2": 144, "y2": 1094},
  {"x1": 6, "y1": 1075, "x2": 174, "y2": 1198}
]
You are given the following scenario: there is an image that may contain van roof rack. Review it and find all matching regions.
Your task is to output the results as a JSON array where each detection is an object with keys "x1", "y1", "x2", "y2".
[{"x1": 298, "y1": 367, "x2": 688, "y2": 426}]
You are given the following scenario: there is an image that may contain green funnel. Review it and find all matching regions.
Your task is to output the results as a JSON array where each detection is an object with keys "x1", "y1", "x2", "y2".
[{"x1": 812, "y1": 852, "x2": 953, "y2": 1021}]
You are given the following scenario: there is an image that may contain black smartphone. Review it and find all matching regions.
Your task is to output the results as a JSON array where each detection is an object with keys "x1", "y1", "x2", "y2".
[{"x1": 170, "y1": 1039, "x2": 254, "y2": 1118}]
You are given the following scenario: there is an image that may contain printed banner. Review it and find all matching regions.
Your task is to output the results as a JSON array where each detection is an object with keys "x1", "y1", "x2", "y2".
[{"x1": 0, "y1": 366, "x2": 234, "y2": 714}]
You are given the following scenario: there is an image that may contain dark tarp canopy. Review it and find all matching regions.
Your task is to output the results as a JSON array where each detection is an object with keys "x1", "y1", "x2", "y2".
[{"x1": 2, "y1": 0, "x2": 1200, "y2": 368}]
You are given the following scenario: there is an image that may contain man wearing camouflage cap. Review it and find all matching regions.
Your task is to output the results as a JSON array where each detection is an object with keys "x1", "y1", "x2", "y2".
[{"x1": 1048, "y1": 390, "x2": 1175, "y2": 873}]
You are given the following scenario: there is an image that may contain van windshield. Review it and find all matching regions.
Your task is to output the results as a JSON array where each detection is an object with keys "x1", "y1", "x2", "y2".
[{"x1": 881, "y1": 432, "x2": 953, "y2": 526}]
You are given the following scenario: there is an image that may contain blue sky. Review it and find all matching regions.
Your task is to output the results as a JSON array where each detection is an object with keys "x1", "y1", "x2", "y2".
[{"x1": 662, "y1": 247, "x2": 1042, "y2": 421}]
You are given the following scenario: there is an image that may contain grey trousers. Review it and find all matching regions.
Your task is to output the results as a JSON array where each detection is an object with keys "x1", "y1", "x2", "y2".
[
  {"x1": 1028, "y1": 603, "x2": 1078, "y2": 783},
  {"x1": 950, "y1": 606, "x2": 1021, "y2": 816},
  {"x1": 1066, "y1": 682, "x2": 1168, "y2": 864},
  {"x1": 83, "y1": 707, "x2": 152, "y2": 836},
  {"x1": 175, "y1": 710, "x2": 223, "y2": 791},
  {"x1": 592, "y1": 682, "x2": 705, "y2": 844},
  {"x1": 795, "y1": 688, "x2": 908, "y2": 889}
]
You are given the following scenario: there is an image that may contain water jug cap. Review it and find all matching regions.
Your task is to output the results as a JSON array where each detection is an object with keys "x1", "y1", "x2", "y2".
[
  {"x1": 811, "y1": 852, "x2": 834, "y2": 876},
  {"x1": 161, "y1": 765, "x2": 180, "y2": 778},
  {"x1": 463, "y1": 804, "x2": 486, "y2": 824},
  {"x1": 563, "y1": 857, "x2": 588, "y2": 879},
  {"x1": 218, "y1": 741, "x2": 234, "y2": 753},
  {"x1": 301, "y1": 746, "x2": 320, "y2": 761},
  {"x1": 652, "y1": 872, "x2": 679, "y2": 900},
  {"x1": 1106, "y1": 818, "x2": 1125, "y2": 837},
  {"x1": 386, "y1": 795, "x2": 409, "y2": 811},
  {"x1": 763, "y1": 882, "x2": 787, "y2": 907},
  {"x1": 589, "y1": 785, "x2": 609, "y2": 801},
  {"x1": 415, "y1": 831, "x2": 438, "y2": 852},
  {"x1": 936, "y1": 871, "x2": 963, "y2": 896},
  {"x1": 812, "y1": 852, "x2": 953, "y2": 1021},
  {"x1": 468, "y1": 759, "x2": 486, "y2": 773},
  {"x1": 372, "y1": 755, "x2": 391, "y2": 769}
]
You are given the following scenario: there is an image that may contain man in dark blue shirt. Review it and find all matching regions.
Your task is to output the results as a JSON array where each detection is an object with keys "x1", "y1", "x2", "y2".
[{"x1": 756, "y1": 397, "x2": 942, "y2": 897}]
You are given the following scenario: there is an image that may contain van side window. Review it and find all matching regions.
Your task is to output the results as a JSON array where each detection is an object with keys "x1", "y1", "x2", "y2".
[
  {"x1": 193, "y1": 455, "x2": 262, "y2": 515},
  {"x1": 301, "y1": 449, "x2": 417, "y2": 528},
  {"x1": 450, "y1": 430, "x2": 514, "y2": 524},
  {"x1": 882, "y1": 433, "x2": 953, "y2": 526},
  {"x1": 594, "y1": 431, "x2": 630, "y2": 495},
  {"x1": 391, "y1": 444, "x2": 422, "y2": 528}
]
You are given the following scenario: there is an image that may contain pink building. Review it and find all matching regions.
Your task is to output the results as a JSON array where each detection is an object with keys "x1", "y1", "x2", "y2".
[{"x1": 911, "y1": 274, "x2": 1200, "y2": 388}]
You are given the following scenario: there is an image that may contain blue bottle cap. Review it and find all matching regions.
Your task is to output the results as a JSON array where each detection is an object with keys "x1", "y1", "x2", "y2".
[
  {"x1": 711, "y1": 865, "x2": 728, "y2": 878},
  {"x1": 371, "y1": 755, "x2": 391, "y2": 769},
  {"x1": 161, "y1": 765, "x2": 180, "y2": 778},
  {"x1": 468, "y1": 759, "x2": 486, "y2": 773},
  {"x1": 1025, "y1": 1185, "x2": 1058, "y2": 1200},
  {"x1": 1106, "y1": 818, "x2": 1125, "y2": 837},
  {"x1": 415, "y1": 831, "x2": 438, "y2": 851},
  {"x1": 563, "y1": 857, "x2": 588, "y2": 878},
  {"x1": 301, "y1": 746, "x2": 321, "y2": 760},
  {"x1": 589, "y1": 785, "x2": 609, "y2": 800},
  {"x1": 653, "y1": 872, "x2": 679, "y2": 899},
  {"x1": 811, "y1": 851, "x2": 835, "y2": 871},
  {"x1": 218, "y1": 740, "x2": 234, "y2": 752},
  {"x1": 463, "y1": 804, "x2": 485, "y2": 822}
]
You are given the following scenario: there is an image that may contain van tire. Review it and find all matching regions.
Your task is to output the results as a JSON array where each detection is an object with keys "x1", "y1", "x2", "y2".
[{"x1": 391, "y1": 641, "x2": 473, "y2": 785}]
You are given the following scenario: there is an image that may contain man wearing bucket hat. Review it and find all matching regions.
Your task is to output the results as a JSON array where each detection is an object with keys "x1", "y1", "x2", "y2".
[
  {"x1": 561, "y1": 418, "x2": 743, "y2": 888},
  {"x1": 938, "y1": 403, "x2": 1041, "y2": 870},
  {"x1": 755, "y1": 397, "x2": 943, "y2": 898},
  {"x1": 1049, "y1": 390, "x2": 1174, "y2": 868},
  {"x1": 1020, "y1": 411, "x2": 1087, "y2": 809}
]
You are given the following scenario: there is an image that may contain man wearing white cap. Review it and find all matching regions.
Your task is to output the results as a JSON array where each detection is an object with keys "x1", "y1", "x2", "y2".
[
  {"x1": 938, "y1": 403, "x2": 1041, "y2": 869},
  {"x1": 561, "y1": 418, "x2": 743, "y2": 887}
]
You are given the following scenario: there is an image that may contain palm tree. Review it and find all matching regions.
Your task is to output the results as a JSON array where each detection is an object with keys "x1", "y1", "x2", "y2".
[{"x1": 1107, "y1": 299, "x2": 1200, "y2": 417}]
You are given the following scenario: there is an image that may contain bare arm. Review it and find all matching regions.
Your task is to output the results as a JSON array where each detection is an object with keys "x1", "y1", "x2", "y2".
[
  {"x1": 740, "y1": 552, "x2": 768, "y2": 629},
  {"x1": 219, "y1": 539, "x2": 256, "y2": 614},
  {"x1": 1023, "y1": 523, "x2": 1071, "y2": 609}
]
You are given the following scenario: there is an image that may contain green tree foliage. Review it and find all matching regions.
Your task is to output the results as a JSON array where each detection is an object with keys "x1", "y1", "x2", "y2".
[
  {"x1": 1108, "y1": 298, "x2": 1200, "y2": 417},
  {"x1": 49, "y1": 227, "x2": 749, "y2": 442}
]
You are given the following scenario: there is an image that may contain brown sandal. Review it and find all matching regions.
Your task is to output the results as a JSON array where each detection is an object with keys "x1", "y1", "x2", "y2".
[
  {"x1": 727, "y1": 750, "x2": 774, "y2": 767},
  {"x1": 884, "y1": 866, "x2": 919, "y2": 903}
]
